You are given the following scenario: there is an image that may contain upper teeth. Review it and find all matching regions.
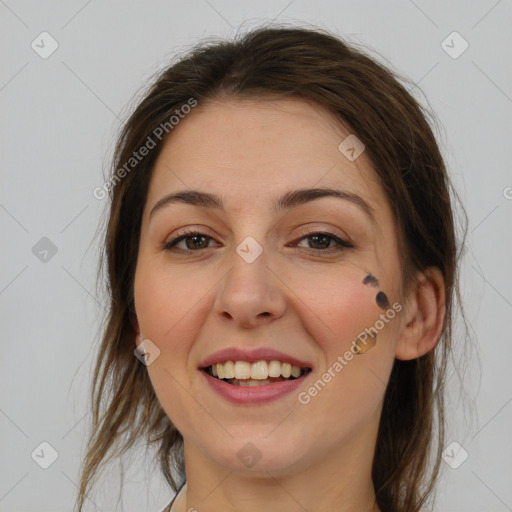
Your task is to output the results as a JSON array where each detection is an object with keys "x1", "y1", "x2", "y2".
[{"x1": 211, "y1": 360, "x2": 304, "y2": 380}]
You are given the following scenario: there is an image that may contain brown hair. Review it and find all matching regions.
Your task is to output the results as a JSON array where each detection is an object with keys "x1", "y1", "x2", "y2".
[{"x1": 77, "y1": 25, "x2": 466, "y2": 512}]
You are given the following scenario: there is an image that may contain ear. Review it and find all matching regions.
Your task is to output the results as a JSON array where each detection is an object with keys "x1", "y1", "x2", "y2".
[{"x1": 395, "y1": 267, "x2": 446, "y2": 360}]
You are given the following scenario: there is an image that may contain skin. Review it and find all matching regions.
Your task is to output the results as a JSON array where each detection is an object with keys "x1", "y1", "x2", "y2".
[{"x1": 133, "y1": 97, "x2": 446, "y2": 512}]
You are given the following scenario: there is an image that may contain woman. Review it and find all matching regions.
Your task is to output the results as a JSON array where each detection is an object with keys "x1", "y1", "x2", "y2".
[{"x1": 77, "y1": 26, "x2": 464, "y2": 512}]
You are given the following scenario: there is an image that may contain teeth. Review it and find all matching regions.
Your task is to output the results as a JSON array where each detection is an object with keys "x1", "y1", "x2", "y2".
[
  {"x1": 234, "y1": 361, "x2": 251, "y2": 379},
  {"x1": 234, "y1": 378, "x2": 272, "y2": 387},
  {"x1": 209, "y1": 360, "x2": 307, "y2": 380},
  {"x1": 251, "y1": 361, "x2": 268, "y2": 379},
  {"x1": 223, "y1": 361, "x2": 235, "y2": 379},
  {"x1": 291, "y1": 365, "x2": 301, "y2": 378},
  {"x1": 268, "y1": 360, "x2": 281, "y2": 377}
]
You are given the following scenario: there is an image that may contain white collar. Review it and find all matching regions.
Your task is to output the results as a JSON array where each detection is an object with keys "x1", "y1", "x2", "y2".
[{"x1": 169, "y1": 483, "x2": 187, "y2": 512}]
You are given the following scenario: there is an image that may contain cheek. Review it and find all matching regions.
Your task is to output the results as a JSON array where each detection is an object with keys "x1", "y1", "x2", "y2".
[
  {"x1": 134, "y1": 259, "x2": 225, "y2": 391},
  {"x1": 134, "y1": 260, "x2": 210, "y2": 337},
  {"x1": 134, "y1": 264, "x2": 206, "y2": 427},
  {"x1": 297, "y1": 275, "x2": 382, "y2": 344}
]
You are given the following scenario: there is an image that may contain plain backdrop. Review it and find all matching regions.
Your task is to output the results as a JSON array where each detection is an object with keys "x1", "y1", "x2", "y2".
[{"x1": 1, "y1": 1, "x2": 511, "y2": 511}]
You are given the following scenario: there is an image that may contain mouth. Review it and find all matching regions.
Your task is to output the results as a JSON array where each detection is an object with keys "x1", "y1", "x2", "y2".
[{"x1": 201, "y1": 360, "x2": 313, "y2": 387}]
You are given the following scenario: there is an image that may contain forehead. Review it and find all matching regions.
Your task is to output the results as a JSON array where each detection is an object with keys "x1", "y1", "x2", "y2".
[{"x1": 146, "y1": 97, "x2": 385, "y2": 213}]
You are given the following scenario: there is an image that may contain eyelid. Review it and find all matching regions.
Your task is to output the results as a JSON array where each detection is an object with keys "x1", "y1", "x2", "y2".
[
  {"x1": 165, "y1": 225, "x2": 215, "y2": 241},
  {"x1": 292, "y1": 225, "x2": 354, "y2": 246}
]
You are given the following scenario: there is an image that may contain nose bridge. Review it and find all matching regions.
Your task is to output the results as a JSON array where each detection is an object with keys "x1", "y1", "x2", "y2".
[
  {"x1": 213, "y1": 236, "x2": 286, "y2": 327},
  {"x1": 228, "y1": 242, "x2": 270, "y2": 296}
]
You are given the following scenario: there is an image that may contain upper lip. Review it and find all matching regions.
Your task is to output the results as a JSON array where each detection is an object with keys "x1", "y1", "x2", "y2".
[{"x1": 198, "y1": 347, "x2": 313, "y2": 369}]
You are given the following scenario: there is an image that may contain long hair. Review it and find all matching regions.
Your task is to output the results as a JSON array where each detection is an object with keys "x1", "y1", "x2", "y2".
[{"x1": 77, "y1": 25, "x2": 466, "y2": 512}]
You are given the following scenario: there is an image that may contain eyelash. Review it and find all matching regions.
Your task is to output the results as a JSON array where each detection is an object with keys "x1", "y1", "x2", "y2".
[{"x1": 163, "y1": 228, "x2": 354, "y2": 256}]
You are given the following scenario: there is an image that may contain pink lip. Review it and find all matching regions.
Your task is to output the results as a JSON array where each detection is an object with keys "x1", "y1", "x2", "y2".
[
  {"x1": 200, "y1": 369, "x2": 312, "y2": 404},
  {"x1": 198, "y1": 347, "x2": 313, "y2": 369}
]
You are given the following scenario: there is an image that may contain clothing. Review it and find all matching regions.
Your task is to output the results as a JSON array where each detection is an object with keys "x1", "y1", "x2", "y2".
[{"x1": 161, "y1": 482, "x2": 187, "y2": 512}]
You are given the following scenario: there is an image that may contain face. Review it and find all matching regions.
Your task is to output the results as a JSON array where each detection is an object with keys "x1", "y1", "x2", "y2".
[{"x1": 134, "y1": 97, "x2": 405, "y2": 476}]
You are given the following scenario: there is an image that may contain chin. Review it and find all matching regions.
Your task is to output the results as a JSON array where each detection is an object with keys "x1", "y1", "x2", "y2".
[{"x1": 204, "y1": 435, "x2": 309, "y2": 475}]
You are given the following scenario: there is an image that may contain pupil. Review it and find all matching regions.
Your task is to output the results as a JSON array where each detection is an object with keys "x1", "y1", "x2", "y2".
[
  {"x1": 309, "y1": 234, "x2": 329, "y2": 249},
  {"x1": 187, "y1": 235, "x2": 208, "y2": 250}
]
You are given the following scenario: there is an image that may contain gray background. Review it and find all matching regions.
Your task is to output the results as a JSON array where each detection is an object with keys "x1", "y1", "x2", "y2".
[{"x1": 1, "y1": 1, "x2": 511, "y2": 511}]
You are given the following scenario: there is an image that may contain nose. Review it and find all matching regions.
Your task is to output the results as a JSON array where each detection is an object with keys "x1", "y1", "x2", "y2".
[{"x1": 213, "y1": 248, "x2": 287, "y2": 329}]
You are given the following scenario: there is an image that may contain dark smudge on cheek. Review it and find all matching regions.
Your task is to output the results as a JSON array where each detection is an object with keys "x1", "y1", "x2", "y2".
[
  {"x1": 362, "y1": 273, "x2": 379, "y2": 288},
  {"x1": 362, "y1": 273, "x2": 390, "y2": 310},
  {"x1": 375, "y1": 291, "x2": 390, "y2": 310},
  {"x1": 355, "y1": 273, "x2": 393, "y2": 354}
]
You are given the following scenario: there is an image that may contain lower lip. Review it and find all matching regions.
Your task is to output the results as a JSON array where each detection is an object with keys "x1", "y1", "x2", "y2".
[{"x1": 200, "y1": 370, "x2": 311, "y2": 404}]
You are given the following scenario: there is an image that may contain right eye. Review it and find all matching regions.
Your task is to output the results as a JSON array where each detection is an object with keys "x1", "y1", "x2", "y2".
[{"x1": 164, "y1": 230, "x2": 219, "y2": 253}]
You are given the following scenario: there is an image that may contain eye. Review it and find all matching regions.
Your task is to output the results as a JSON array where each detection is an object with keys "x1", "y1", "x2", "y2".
[
  {"x1": 291, "y1": 230, "x2": 354, "y2": 255},
  {"x1": 164, "y1": 230, "x2": 219, "y2": 253}
]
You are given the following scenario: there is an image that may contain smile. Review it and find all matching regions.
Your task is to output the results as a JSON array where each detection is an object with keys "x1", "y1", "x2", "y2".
[{"x1": 200, "y1": 360, "x2": 313, "y2": 404}]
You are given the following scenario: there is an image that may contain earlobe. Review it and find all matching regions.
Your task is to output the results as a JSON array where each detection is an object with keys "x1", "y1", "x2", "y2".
[{"x1": 395, "y1": 267, "x2": 446, "y2": 361}]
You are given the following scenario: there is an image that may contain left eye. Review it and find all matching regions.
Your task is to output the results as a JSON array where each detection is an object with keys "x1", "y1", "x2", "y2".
[{"x1": 292, "y1": 232, "x2": 354, "y2": 252}]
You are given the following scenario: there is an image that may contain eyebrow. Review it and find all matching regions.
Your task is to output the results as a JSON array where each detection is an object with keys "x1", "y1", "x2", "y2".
[{"x1": 149, "y1": 187, "x2": 376, "y2": 223}]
